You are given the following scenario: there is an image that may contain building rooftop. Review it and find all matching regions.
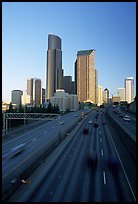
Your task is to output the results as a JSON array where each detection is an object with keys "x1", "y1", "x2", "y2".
[
  {"x1": 77, "y1": 49, "x2": 95, "y2": 57},
  {"x1": 125, "y1": 77, "x2": 134, "y2": 80}
]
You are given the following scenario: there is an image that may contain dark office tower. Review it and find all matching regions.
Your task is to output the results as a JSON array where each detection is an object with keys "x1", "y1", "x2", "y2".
[
  {"x1": 42, "y1": 88, "x2": 45, "y2": 104},
  {"x1": 71, "y1": 81, "x2": 76, "y2": 94},
  {"x1": 74, "y1": 59, "x2": 77, "y2": 95},
  {"x1": 63, "y1": 76, "x2": 72, "y2": 94},
  {"x1": 46, "y1": 34, "x2": 62, "y2": 100}
]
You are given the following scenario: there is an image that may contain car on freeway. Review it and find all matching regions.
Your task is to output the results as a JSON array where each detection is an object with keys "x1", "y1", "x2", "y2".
[
  {"x1": 89, "y1": 120, "x2": 93, "y2": 124},
  {"x1": 74, "y1": 114, "x2": 78, "y2": 117},
  {"x1": 94, "y1": 122, "x2": 99, "y2": 128},
  {"x1": 83, "y1": 128, "x2": 89, "y2": 135},
  {"x1": 107, "y1": 155, "x2": 119, "y2": 173},
  {"x1": 119, "y1": 114, "x2": 123, "y2": 118},
  {"x1": 60, "y1": 121, "x2": 65, "y2": 125},
  {"x1": 123, "y1": 115, "x2": 130, "y2": 122},
  {"x1": 87, "y1": 151, "x2": 98, "y2": 169},
  {"x1": 10, "y1": 143, "x2": 26, "y2": 157},
  {"x1": 102, "y1": 121, "x2": 107, "y2": 125}
]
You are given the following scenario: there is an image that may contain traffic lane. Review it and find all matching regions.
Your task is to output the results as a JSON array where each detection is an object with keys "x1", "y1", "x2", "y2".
[
  {"x1": 2, "y1": 110, "x2": 85, "y2": 154},
  {"x1": 2, "y1": 119, "x2": 59, "y2": 163},
  {"x1": 110, "y1": 108, "x2": 136, "y2": 127},
  {"x1": 7, "y1": 111, "x2": 135, "y2": 202},
  {"x1": 93, "y1": 116, "x2": 119, "y2": 201},
  {"x1": 2, "y1": 111, "x2": 81, "y2": 149},
  {"x1": 120, "y1": 108, "x2": 136, "y2": 121},
  {"x1": 3, "y1": 116, "x2": 84, "y2": 199},
  {"x1": 2, "y1": 123, "x2": 60, "y2": 177},
  {"x1": 51, "y1": 125, "x2": 95, "y2": 202},
  {"x1": 105, "y1": 112, "x2": 136, "y2": 198},
  {"x1": 7, "y1": 113, "x2": 90, "y2": 202},
  {"x1": 2, "y1": 111, "x2": 90, "y2": 177},
  {"x1": 2, "y1": 111, "x2": 81, "y2": 157},
  {"x1": 93, "y1": 114, "x2": 135, "y2": 201},
  {"x1": 2, "y1": 120, "x2": 57, "y2": 154},
  {"x1": 100, "y1": 125, "x2": 125, "y2": 201},
  {"x1": 27, "y1": 115, "x2": 92, "y2": 201},
  {"x1": 103, "y1": 120, "x2": 135, "y2": 201},
  {"x1": 112, "y1": 109, "x2": 136, "y2": 128},
  {"x1": 6, "y1": 114, "x2": 92, "y2": 200},
  {"x1": 109, "y1": 110, "x2": 136, "y2": 141}
]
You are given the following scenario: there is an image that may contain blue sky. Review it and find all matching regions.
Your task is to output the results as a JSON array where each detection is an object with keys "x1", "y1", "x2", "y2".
[{"x1": 2, "y1": 2, "x2": 136, "y2": 102}]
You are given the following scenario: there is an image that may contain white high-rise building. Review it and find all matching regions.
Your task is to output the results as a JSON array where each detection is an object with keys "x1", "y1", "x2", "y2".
[
  {"x1": 117, "y1": 88, "x2": 125, "y2": 102},
  {"x1": 125, "y1": 77, "x2": 134, "y2": 103}
]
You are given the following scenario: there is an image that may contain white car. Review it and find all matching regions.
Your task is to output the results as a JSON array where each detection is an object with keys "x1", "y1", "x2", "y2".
[
  {"x1": 89, "y1": 120, "x2": 93, "y2": 124},
  {"x1": 10, "y1": 143, "x2": 26, "y2": 156},
  {"x1": 123, "y1": 116, "x2": 130, "y2": 121},
  {"x1": 60, "y1": 121, "x2": 64, "y2": 125}
]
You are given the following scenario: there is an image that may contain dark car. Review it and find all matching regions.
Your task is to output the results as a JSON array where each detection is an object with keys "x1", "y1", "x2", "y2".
[
  {"x1": 94, "y1": 122, "x2": 99, "y2": 128},
  {"x1": 119, "y1": 114, "x2": 123, "y2": 118},
  {"x1": 87, "y1": 151, "x2": 98, "y2": 169},
  {"x1": 107, "y1": 155, "x2": 119, "y2": 173},
  {"x1": 83, "y1": 128, "x2": 89, "y2": 135},
  {"x1": 102, "y1": 121, "x2": 107, "y2": 125}
]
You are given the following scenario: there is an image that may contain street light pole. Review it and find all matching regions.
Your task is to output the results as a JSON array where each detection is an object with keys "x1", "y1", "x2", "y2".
[{"x1": 24, "y1": 105, "x2": 26, "y2": 127}]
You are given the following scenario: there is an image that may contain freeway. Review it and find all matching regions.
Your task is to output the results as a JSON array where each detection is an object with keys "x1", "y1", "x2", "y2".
[
  {"x1": 108, "y1": 106, "x2": 136, "y2": 141},
  {"x1": 2, "y1": 110, "x2": 89, "y2": 186},
  {"x1": 7, "y1": 109, "x2": 136, "y2": 202}
]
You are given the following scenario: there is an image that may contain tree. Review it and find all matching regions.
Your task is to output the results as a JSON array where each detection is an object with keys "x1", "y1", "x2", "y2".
[
  {"x1": 46, "y1": 102, "x2": 53, "y2": 113},
  {"x1": 7, "y1": 102, "x2": 14, "y2": 113}
]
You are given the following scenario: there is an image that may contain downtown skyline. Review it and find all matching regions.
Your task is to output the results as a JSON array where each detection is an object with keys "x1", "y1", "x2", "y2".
[{"x1": 2, "y1": 2, "x2": 136, "y2": 102}]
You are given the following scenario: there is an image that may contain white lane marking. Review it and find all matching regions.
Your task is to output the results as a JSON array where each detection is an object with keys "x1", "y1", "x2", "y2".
[
  {"x1": 99, "y1": 131, "x2": 101, "y2": 134},
  {"x1": 106, "y1": 127, "x2": 136, "y2": 202},
  {"x1": 101, "y1": 149, "x2": 104, "y2": 156},
  {"x1": 44, "y1": 131, "x2": 48, "y2": 134},
  {"x1": 103, "y1": 171, "x2": 106, "y2": 184},
  {"x1": 32, "y1": 138, "x2": 37, "y2": 142},
  {"x1": 100, "y1": 138, "x2": 102, "y2": 142},
  {"x1": 52, "y1": 126, "x2": 55, "y2": 129}
]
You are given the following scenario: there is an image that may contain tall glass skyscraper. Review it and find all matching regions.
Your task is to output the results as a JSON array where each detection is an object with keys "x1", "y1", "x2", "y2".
[{"x1": 46, "y1": 34, "x2": 63, "y2": 100}]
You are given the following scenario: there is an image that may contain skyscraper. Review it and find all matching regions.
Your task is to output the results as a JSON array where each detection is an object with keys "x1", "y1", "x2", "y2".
[
  {"x1": 102, "y1": 88, "x2": 109, "y2": 104},
  {"x1": 98, "y1": 85, "x2": 103, "y2": 106},
  {"x1": 46, "y1": 34, "x2": 63, "y2": 100},
  {"x1": 117, "y1": 88, "x2": 125, "y2": 102},
  {"x1": 42, "y1": 88, "x2": 45, "y2": 105},
  {"x1": 63, "y1": 76, "x2": 72, "y2": 94},
  {"x1": 27, "y1": 78, "x2": 42, "y2": 106},
  {"x1": 11, "y1": 90, "x2": 23, "y2": 108},
  {"x1": 75, "y1": 49, "x2": 98, "y2": 103},
  {"x1": 125, "y1": 77, "x2": 134, "y2": 103}
]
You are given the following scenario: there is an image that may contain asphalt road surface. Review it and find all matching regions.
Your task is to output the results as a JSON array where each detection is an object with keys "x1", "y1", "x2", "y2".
[{"x1": 6, "y1": 109, "x2": 136, "y2": 202}]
